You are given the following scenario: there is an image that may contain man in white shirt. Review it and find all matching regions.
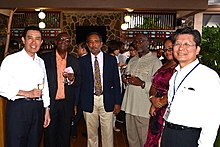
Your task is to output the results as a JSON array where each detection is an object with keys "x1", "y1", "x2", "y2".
[
  {"x1": 161, "y1": 27, "x2": 220, "y2": 147},
  {"x1": 0, "y1": 26, "x2": 50, "y2": 147}
]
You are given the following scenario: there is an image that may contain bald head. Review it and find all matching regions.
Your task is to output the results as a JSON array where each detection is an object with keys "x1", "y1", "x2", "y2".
[
  {"x1": 133, "y1": 34, "x2": 149, "y2": 57},
  {"x1": 56, "y1": 32, "x2": 70, "y2": 40}
]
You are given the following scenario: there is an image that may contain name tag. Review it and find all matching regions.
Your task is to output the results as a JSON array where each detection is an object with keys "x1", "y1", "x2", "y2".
[{"x1": 164, "y1": 104, "x2": 171, "y2": 120}]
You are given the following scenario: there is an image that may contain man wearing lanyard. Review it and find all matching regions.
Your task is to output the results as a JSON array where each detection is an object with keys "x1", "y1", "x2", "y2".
[{"x1": 161, "y1": 27, "x2": 220, "y2": 147}]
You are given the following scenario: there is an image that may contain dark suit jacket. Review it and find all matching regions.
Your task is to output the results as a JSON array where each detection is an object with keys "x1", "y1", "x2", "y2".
[
  {"x1": 79, "y1": 52, "x2": 122, "y2": 113},
  {"x1": 40, "y1": 51, "x2": 80, "y2": 117}
]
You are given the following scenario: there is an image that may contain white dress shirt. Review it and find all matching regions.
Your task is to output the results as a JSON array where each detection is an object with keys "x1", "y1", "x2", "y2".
[
  {"x1": 166, "y1": 59, "x2": 220, "y2": 147},
  {"x1": 0, "y1": 49, "x2": 50, "y2": 107}
]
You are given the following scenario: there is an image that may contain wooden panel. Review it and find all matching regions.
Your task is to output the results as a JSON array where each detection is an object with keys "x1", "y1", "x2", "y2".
[
  {"x1": 12, "y1": 12, "x2": 61, "y2": 29},
  {"x1": 0, "y1": 0, "x2": 208, "y2": 11}
]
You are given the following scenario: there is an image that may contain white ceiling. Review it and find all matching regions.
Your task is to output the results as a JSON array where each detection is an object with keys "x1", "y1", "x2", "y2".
[{"x1": 209, "y1": 0, "x2": 220, "y2": 5}]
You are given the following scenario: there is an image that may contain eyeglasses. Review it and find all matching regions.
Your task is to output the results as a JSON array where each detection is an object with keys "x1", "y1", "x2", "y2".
[
  {"x1": 57, "y1": 38, "x2": 71, "y2": 43},
  {"x1": 163, "y1": 48, "x2": 173, "y2": 52},
  {"x1": 134, "y1": 39, "x2": 146, "y2": 45},
  {"x1": 173, "y1": 42, "x2": 196, "y2": 48}
]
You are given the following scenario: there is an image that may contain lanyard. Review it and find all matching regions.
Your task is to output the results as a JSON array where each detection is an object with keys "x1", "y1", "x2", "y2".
[{"x1": 171, "y1": 62, "x2": 200, "y2": 103}]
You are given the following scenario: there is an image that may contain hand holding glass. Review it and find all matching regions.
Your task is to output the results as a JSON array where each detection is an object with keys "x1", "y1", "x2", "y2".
[
  {"x1": 125, "y1": 71, "x2": 131, "y2": 79},
  {"x1": 37, "y1": 78, "x2": 44, "y2": 98},
  {"x1": 63, "y1": 72, "x2": 68, "y2": 84},
  {"x1": 37, "y1": 83, "x2": 44, "y2": 90}
]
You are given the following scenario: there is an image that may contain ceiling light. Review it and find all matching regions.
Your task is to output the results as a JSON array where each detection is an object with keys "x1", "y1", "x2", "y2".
[
  {"x1": 121, "y1": 23, "x2": 128, "y2": 30},
  {"x1": 35, "y1": 9, "x2": 41, "y2": 11},
  {"x1": 39, "y1": 22, "x2": 46, "y2": 29},
  {"x1": 38, "y1": 11, "x2": 46, "y2": 19},
  {"x1": 124, "y1": 15, "x2": 131, "y2": 23},
  {"x1": 127, "y1": 8, "x2": 134, "y2": 12},
  {"x1": 181, "y1": 19, "x2": 186, "y2": 24}
]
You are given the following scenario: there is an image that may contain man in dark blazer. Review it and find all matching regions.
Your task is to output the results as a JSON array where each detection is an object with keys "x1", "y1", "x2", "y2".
[
  {"x1": 79, "y1": 32, "x2": 121, "y2": 147},
  {"x1": 41, "y1": 32, "x2": 80, "y2": 147}
]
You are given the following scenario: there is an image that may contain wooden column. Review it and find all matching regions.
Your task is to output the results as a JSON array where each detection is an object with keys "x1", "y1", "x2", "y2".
[
  {"x1": 0, "y1": 8, "x2": 16, "y2": 147},
  {"x1": 0, "y1": 97, "x2": 6, "y2": 147}
]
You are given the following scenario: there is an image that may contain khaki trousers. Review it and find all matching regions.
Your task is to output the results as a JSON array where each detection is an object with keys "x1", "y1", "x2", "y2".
[
  {"x1": 126, "y1": 113, "x2": 149, "y2": 147},
  {"x1": 83, "y1": 95, "x2": 113, "y2": 147}
]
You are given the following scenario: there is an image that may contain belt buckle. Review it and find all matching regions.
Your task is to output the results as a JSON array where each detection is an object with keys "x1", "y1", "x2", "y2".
[{"x1": 25, "y1": 97, "x2": 42, "y2": 101}]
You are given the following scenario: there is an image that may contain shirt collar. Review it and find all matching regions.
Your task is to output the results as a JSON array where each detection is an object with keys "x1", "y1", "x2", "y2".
[
  {"x1": 21, "y1": 48, "x2": 39, "y2": 62},
  {"x1": 56, "y1": 50, "x2": 67, "y2": 61},
  {"x1": 91, "y1": 51, "x2": 103, "y2": 59},
  {"x1": 175, "y1": 59, "x2": 200, "y2": 72}
]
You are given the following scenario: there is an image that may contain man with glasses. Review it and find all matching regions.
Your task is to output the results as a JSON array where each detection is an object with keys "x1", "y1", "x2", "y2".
[
  {"x1": 41, "y1": 32, "x2": 81, "y2": 147},
  {"x1": 161, "y1": 27, "x2": 220, "y2": 147},
  {"x1": 121, "y1": 34, "x2": 162, "y2": 147},
  {"x1": 79, "y1": 32, "x2": 121, "y2": 147}
]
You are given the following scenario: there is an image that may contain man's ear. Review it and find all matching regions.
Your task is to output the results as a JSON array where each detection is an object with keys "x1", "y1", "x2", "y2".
[
  {"x1": 21, "y1": 37, "x2": 25, "y2": 44},
  {"x1": 196, "y1": 46, "x2": 201, "y2": 55}
]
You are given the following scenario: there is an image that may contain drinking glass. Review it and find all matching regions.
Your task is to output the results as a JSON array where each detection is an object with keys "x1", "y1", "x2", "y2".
[
  {"x1": 37, "y1": 78, "x2": 44, "y2": 98},
  {"x1": 125, "y1": 71, "x2": 131, "y2": 79},
  {"x1": 63, "y1": 72, "x2": 68, "y2": 84}
]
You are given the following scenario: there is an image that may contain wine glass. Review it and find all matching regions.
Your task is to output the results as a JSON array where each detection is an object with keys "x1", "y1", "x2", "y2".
[
  {"x1": 37, "y1": 83, "x2": 44, "y2": 90},
  {"x1": 125, "y1": 71, "x2": 131, "y2": 79},
  {"x1": 37, "y1": 78, "x2": 44, "y2": 98},
  {"x1": 63, "y1": 72, "x2": 68, "y2": 84}
]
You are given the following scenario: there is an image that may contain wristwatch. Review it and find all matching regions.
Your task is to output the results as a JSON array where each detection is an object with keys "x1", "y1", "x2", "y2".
[{"x1": 45, "y1": 106, "x2": 50, "y2": 111}]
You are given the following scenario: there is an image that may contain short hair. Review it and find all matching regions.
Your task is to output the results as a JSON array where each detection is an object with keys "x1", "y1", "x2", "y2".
[
  {"x1": 79, "y1": 42, "x2": 90, "y2": 53},
  {"x1": 106, "y1": 40, "x2": 120, "y2": 54},
  {"x1": 128, "y1": 43, "x2": 135, "y2": 50},
  {"x1": 172, "y1": 27, "x2": 201, "y2": 47},
  {"x1": 56, "y1": 32, "x2": 69, "y2": 40},
  {"x1": 163, "y1": 36, "x2": 172, "y2": 44},
  {"x1": 22, "y1": 26, "x2": 42, "y2": 38},
  {"x1": 86, "y1": 32, "x2": 103, "y2": 42},
  {"x1": 118, "y1": 41, "x2": 125, "y2": 48}
]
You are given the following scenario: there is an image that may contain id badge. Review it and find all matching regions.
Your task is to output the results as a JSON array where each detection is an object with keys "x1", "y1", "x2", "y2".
[{"x1": 164, "y1": 104, "x2": 171, "y2": 120}]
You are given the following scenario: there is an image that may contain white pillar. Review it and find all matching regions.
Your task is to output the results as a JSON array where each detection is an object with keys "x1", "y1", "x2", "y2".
[{"x1": 194, "y1": 13, "x2": 203, "y2": 35}]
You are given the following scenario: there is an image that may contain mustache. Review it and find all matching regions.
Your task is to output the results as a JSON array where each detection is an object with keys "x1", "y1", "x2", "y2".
[{"x1": 89, "y1": 47, "x2": 100, "y2": 50}]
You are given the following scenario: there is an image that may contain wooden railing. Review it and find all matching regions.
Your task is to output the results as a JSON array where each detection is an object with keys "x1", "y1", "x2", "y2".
[
  {"x1": 125, "y1": 12, "x2": 176, "y2": 30},
  {"x1": 12, "y1": 11, "x2": 61, "y2": 29}
]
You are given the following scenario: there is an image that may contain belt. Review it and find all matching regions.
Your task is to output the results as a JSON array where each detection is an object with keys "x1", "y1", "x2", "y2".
[
  {"x1": 16, "y1": 97, "x2": 42, "y2": 101},
  {"x1": 165, "y1": 121, "x2": 201, "y2": 131}
]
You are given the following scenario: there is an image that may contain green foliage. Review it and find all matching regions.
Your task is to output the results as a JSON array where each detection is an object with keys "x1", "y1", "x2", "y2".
[
  {"x1": 201, "y1": 25, "x2": 220, "y2": 75},
  {"x1": 135, "y1": 17, "x2": 160, "y2": 29}
]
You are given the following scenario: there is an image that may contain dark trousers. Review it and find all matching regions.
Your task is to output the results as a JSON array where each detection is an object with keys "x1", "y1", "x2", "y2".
[
  {"x1": 161, "y1": 125, "x2": 201, "y2": 147},
  {"x1": 71, "y1": 101, "x2": 83, "y2": 137},
  {"x1": 44, "y1": 100, "x2": 72, "y2": 147},
  {"x1": 6, "y1": 99, "x2": 44, "y2": 147}
]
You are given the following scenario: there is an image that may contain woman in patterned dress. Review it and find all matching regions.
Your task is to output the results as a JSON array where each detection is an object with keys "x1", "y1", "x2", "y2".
[{"x1": 144, "y1": 37, "x2": 177, "y2": 147}]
